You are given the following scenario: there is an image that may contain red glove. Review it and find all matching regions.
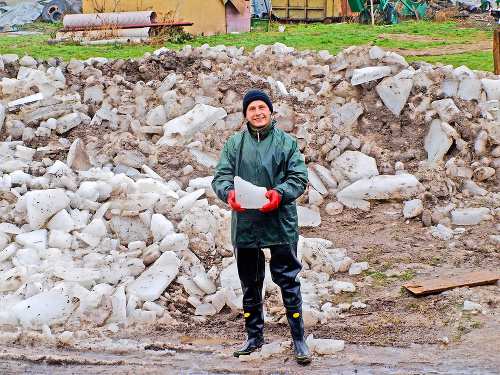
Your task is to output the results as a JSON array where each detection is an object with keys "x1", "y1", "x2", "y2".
[
  {"x1": 260, "y1": 190, "x2": 281, "y2": 212},
  {"x1": 228, "y1": 190, "x2": 245, "y2": 212}
]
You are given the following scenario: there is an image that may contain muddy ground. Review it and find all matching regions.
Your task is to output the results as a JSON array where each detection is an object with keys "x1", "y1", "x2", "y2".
[{"x1": 1, "y1": 201, "x2": 499, "y2": 374}]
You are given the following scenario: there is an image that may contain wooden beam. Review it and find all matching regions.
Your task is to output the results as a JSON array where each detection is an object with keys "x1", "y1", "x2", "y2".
[
  {"x1": 403, "y1": 270, "x2": 500, "y2": 296},
  {"x1": 494, "y1": 29, "x2": 500, "y2": 75}
]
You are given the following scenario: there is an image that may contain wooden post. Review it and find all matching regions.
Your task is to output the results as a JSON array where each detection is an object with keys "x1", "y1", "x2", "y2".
[
  {"x1": 370, "y1": 0, "x2": 374, "y2": 26},
  {"x1": 494, "y1": 29, "x2": 500, "y2": 75}
]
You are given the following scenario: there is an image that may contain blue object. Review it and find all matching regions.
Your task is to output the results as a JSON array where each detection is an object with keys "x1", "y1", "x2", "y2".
[{"x1": 251, "y1": 0, "x2": 272, "y2": 18}]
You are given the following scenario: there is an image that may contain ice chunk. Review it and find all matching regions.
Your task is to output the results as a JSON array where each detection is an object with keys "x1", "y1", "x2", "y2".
[
  {"x1": 25, "y1": 189, "x2": 70, "y2": 230},
  {"x1": 463, "y1": 300, "x2": 482, "y2": 312},
  {"x1": 307, "y1": 168, "x2": 327, "y2": 195},
  {"x1": 307, "y1": 335, "x2": 345, "y2": 354},
  {"x1": 451, "y1": 207, "x2": 490, "y2": 225},
  {"x1": 157, "y1": 103, "x2": 227, "y2": 146},
  {"x1": 330, "y1": 101, "x2": 364, "y2": 134},
  {"x1": 337, "y1": 174, "x2": 424, "y2": 210},
  {"x1": 195, "y1": 303, "x2": 216, "y2": 316},
  {"x1": 150, "y1": 214, "x2": 175, "y2": 242},
  {"x1": 332, "y1": 151, "x2": 378, "y2": 182},
  {"x1": 481, "y1": 78, "x2": 500, "y2": 101},
  {"x1": 126, "y1": 251, "x2": 181, "y2": 301},
  {"x1": 219, "y1": 262, "x2": 241, "y2": 291},
  {"x1": 189, "y1": 148, "x2": 218, "y2": 168},
  {"x1": 431, "y1": 99, "x2": 460, "y2": 123},
  {"x1": 297, "y1": 206, "x2": 321, "y2": 227},
  {"x1": 15, "y1": 230, "x2": 47, "y2": 252},
  {"x1": 376, "y1": 69, "x2": 414, "y2": 115},
  {"x1": 351, "y1": 66, "x2": 392, "y2": 86},
  {"x1": 172, "y1": 188, "x2": 205, "y2": 214},
  {"x1": 234, "y1": 176, "x2": 268, "y2": 209},
  {"x1": 11, "y1": 288, "x2": 79, "y2": 329},
  {"x1": 52, "y1": 267, "x2": 100, "y2": 287},
  {"x1": 454, "y1": 66, "x2": 481, "y2": 101},
  {"x1": 159, "y1": 233, "x2": 189, "y2": 254},
  {"x1": 403, "y1": 199, "x2": 423, "y2": 219},
  {"x1": 313, "y1": 164, "x2": 337, "y2": 188},
  {"x1": 0, "y1": 266, "x2": 27, "y2": 291}
]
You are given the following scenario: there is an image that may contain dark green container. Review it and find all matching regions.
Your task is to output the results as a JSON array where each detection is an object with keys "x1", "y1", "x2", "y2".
[
  {"x1": 347, "y1": 0, "x2": 366, "y2": 12},
  {"x1": 250, "y1": 18, "x2": 269, "y2": 32}
]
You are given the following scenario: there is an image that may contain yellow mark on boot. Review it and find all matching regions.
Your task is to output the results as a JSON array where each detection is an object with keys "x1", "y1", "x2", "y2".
[
  {"x1": 244, "y1": 313, "x2": 250, "y2": 318},
  {"x1": 293, "y1": 313, "x2": 300, "y2": 318}
]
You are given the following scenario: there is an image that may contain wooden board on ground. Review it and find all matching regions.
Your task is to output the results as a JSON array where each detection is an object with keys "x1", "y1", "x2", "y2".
[{"x1": 404, "y1": 270, "x2": 500, "y2": 295}]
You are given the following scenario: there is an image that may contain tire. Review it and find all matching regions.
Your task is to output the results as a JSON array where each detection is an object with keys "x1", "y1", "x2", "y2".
[
  {"x1": 359, "y1": 9, "x2": 370, "y2": 24},
  {"x1": 41, "y1": 0, "x2": 67, "y2": 23},
  {"x1": 50, "y1": 10, "x2": 64, "y2": 22},
  {"x1": 386, "y1": 7, "x2": 399, "y2": 24}
]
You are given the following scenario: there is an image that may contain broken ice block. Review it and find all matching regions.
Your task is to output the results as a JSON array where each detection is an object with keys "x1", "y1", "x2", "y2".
[
  {"x1": 126, "y1": 251, "x2": 181, "y2": 301},
  {"x1": 297, "y1": 206, "x2": 321, "y2": 227},
  {"x1": 25, "y1": 189, "x2": 70, "y2": 230},
  {"x1": 351, "y1": 66, "x2": 391, "y2": 86},
  {"x1": 234, "y1": 176, "x2": 269, "y2": 209},
  {"x1": 450, "y1": 207, "x2": 490, "y2": 225},
  {"x1": 11, "y1": 288, "x2": 79, "y2": 329}
]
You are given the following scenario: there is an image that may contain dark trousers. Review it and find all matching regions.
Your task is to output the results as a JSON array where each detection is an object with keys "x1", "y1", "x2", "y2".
[{"x1": 235, "y1": 242, "x2": 303, "y2": 312}]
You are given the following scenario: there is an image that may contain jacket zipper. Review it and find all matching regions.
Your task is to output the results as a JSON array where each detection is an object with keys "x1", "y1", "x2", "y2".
[{"x1": 257, "y1": 130, "x2": 260, "y2": 142}]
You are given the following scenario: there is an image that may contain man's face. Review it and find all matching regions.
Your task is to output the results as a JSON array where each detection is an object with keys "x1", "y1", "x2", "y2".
[{"x1": 246, "y1": 100, "x2": 271, "y2": 129}]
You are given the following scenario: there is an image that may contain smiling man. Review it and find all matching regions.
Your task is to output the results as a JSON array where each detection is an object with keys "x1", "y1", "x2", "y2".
[{"x1": 211, "y1": 89, "x2": 311, "y2": 364}]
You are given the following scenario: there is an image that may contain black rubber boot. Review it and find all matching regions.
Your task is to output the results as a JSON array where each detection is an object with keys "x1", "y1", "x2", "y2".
[
  {"x1": 286, "y1": 310, "x2": 311, "y2": 365},
  {"x1": 234, "y1": 309, "x2": 265, "y2": 357}
]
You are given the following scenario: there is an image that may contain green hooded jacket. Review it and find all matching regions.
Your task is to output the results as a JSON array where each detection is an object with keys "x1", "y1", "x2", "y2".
[{"x1": 212, "y1": 120, "x2": 308, "y2": 248}]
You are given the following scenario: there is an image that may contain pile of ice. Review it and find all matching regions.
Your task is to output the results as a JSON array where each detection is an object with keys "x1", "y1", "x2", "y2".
[{"x1": 1, "y1": 40, "x2": 500, "y2": 334}]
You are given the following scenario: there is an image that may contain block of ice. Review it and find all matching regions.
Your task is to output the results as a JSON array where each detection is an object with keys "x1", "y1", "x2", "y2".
[
  {"x1": 47, "y1": 210, "x2": 76, "y2": 233},
  {"x1": 337, "y1": 174, "x2": 424, "y2": 210},
  {"x1": 330, "y1": 101, "x2": 363, "y2": 134},
  {"x1": 313, "y1": 164, "x2": 337, "y2": 188},
  {"x1": 150, "y1": 214, "x2": 175, "y2": 242},
  {"x1": 403, "y1": 199, "x2": 423, "y2": 219},
  {"x1": 332, "y1": 151, "x2": 379, "y2": 182},
  {"x1": 0, "y1": 266, "x2": 27, "y2": 292},
  {"x1": 431, "y1": 99, "x2": 460, "y2": 123},
  {"x1": 189, "y1": 148, "x2": 218, "y2": 168},
  {"x1": 451, "y1": 207, "x2": 490, "y2": 225},
  {"x1": 376, "y1": 69, "x2": 414, "y2": 115},
  {"x1": 157, "y1": 103, "x2": 227, "y2": 146},
  {"x1": 332, "y1": 280, "x2": 356, "y2": 293},
  {"x1": 219, "y1": 262, "x2": 241, "y2": 291},
  {"x1": 126, "y1": 251, "x2": 181, "y2": 301},
  {"x1": 234, "y1": 176, "x2": 268, "y2": 209},
  {"x1": 172, "y1": 188, "x2": 205, "y2": 214},
  {"x1": 351, "y1": 66, "x2": 391, "y2": 86},
  {"x1": 15, "y1": 230, "x2": 47, "y2": 252},
  {"x1": 52, "y1": 266, "x2": 100, "y2": 287},
  {"x1": 297, "y1": 206, "x2": 321, "y2": 227},
  {"x1": 307, "y1": 168, "x2": 328, "y2": 195},
  {"x1": 11, "y1": 288, "x2": 79, "y2": 329},
  {"x1": 25, "y1": 189, "x2": 70, "y2": 230},
  {"x1": 159, "y1": 233, "x2": 189, "y2": 254},
  {"x1": 424, "y1": 120, "x2": 458, "y2": 164}
]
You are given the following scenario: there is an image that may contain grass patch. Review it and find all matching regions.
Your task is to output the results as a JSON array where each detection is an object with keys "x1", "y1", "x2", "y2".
[{"x1": 0, "y1": 20, "x2": 494, "y2": 71}]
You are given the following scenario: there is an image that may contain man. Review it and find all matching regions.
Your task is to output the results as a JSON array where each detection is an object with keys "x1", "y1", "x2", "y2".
[{"x1": 211, "y1": 89, "x2": 311, "y2": 364}]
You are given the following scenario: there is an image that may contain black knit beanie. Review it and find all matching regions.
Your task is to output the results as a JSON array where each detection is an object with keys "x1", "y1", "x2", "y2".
[{"x1": 242, "y1": 90, "x2": 273, "y2": 116}]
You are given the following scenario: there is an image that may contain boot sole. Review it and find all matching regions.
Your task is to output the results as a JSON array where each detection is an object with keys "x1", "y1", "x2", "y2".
[
  {"x1": 295, "y1": 354, "x2": 312, "y2": 365},
  {"x1": 233, "y1": 341, "x2": 264, "y2": 357}
]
